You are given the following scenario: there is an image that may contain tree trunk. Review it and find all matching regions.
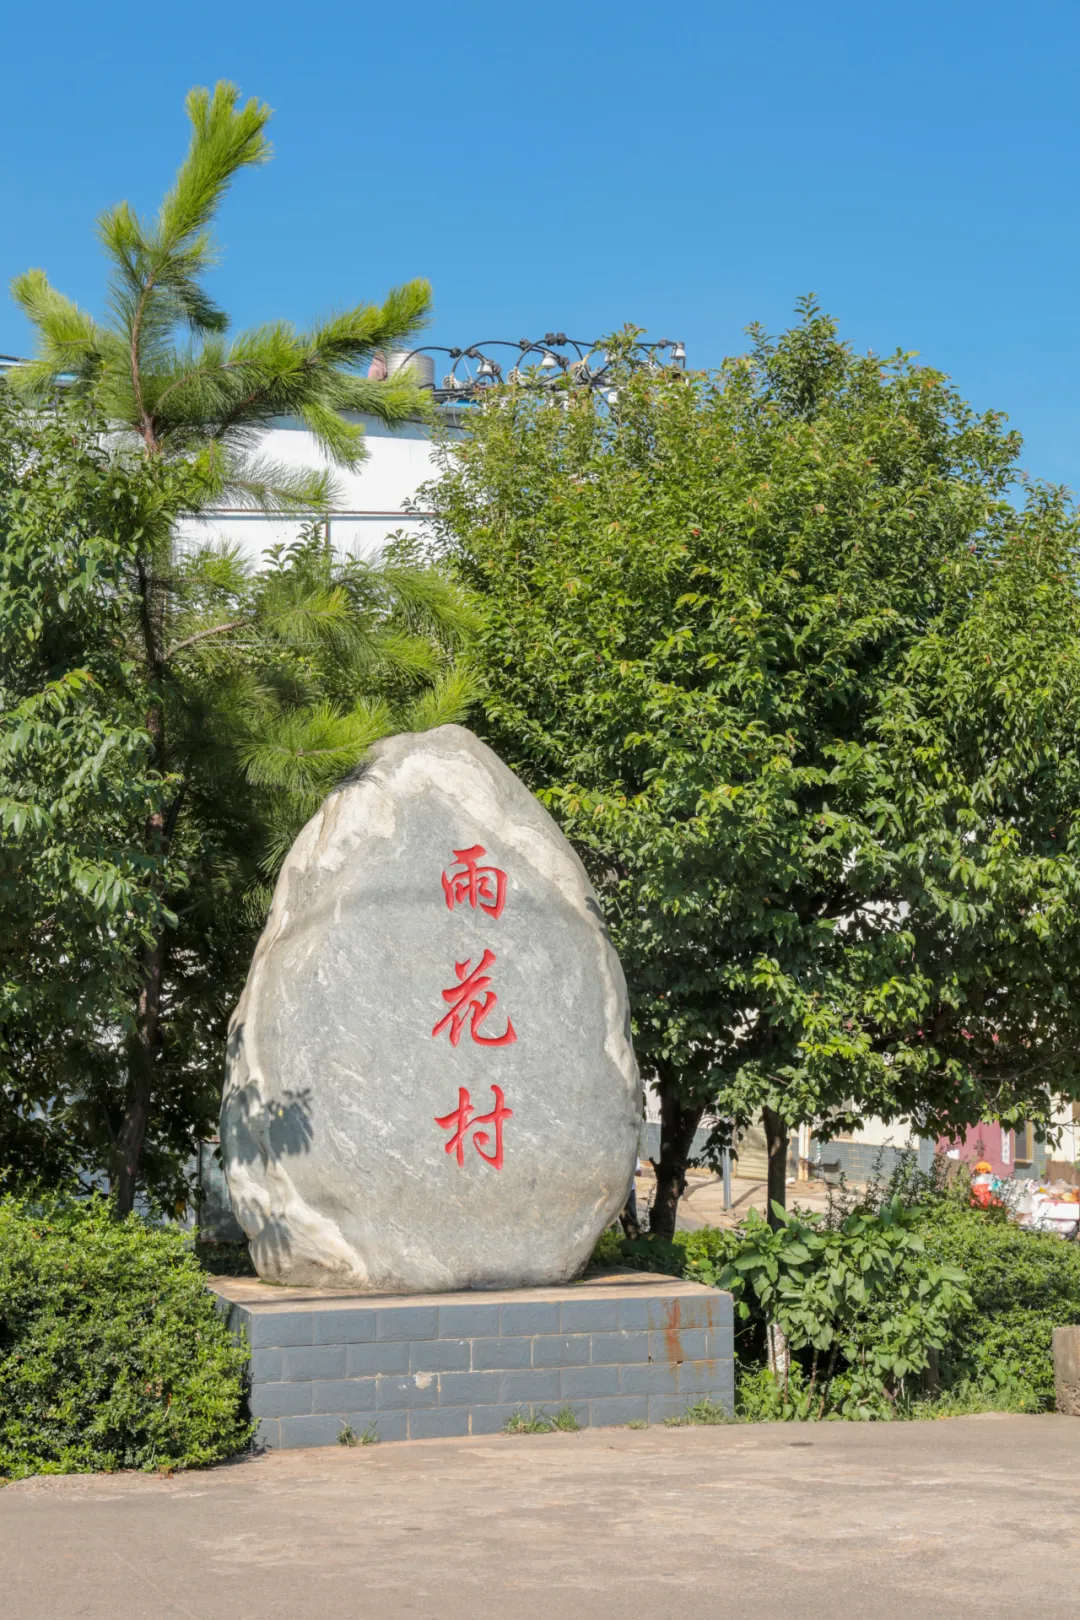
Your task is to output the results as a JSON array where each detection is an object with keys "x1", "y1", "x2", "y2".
[
  {"x1": 113, "y1": 933, "x2": 166, "y2": 1216},
  {"x1": 619, "y1": 1196, "x2": 642, "y2": 1241},
  {"x1": 763, "y1": 1105, "x2": 789, "y2": 1227},
  {"x1": 650, "y1": 1064, "x2": 704, "y2": 1240},
  {"x1": 113, "y1": 554, "x2": 169, "y2": 1216}
]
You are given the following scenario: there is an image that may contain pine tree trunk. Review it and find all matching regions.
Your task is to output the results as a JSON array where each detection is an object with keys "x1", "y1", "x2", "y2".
[
  {"x1": 650, "y1": 1065, "x2": 704, "y2": 1241},
  {"x1": 763, "y1": 1105, "x2": 789, "y2": 1228}
]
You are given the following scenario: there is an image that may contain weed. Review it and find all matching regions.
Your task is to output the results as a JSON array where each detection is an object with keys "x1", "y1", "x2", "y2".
[
  {"x1": 502, "y1": 1405, "x2": 581, "y2": 1435},
  {"x1": 502, "y1": 1409, "x2": 553, "y2": 1435},
  {"x1": 627, "y1": 1419, "x2": 649, "y2": 1429},
  {"x1": 338, "y1": 1422, "x2": 379, "y2": 1447},
  {"x1": 664, "y1": 1397, "x2": 731, "y2": 1427}
]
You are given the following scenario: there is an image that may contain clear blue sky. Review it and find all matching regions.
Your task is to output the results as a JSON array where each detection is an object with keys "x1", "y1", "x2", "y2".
[{"x1": 2, "y1": 0, "x2": 1078, "y2": 487}]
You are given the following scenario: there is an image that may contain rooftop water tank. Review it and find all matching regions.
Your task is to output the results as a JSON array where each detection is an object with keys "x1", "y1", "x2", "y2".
[{"x1": 387, "y1": 350, "x2": 435, "y2": 389}]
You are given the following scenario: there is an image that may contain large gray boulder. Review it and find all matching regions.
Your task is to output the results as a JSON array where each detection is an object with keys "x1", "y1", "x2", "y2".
[{"x1": 221, "y1": 725, "x2": 640, "y2": 1292}]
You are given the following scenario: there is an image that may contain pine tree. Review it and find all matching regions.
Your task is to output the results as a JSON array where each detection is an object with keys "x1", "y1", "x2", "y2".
[
  {"x1": 11, "y1": 83, "x2": 430, "y2": 497},
  {"x1": 6, "y1": 84, "x2": 471, "y2": 1213}
]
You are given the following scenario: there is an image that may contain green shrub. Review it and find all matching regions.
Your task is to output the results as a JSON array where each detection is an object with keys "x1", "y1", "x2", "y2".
[
  {"x1": 921, "y1": 1201, "x2": 1080, "y2": 1406},
  {"x1": 594, "y1": 1169, "x2": 1080, "y2": 1419},
  {"x1": 0, "y1": 1194, "x2": 253, "y2": 1477},
  {"x1": 194, "y1": 1239, "x2": 256, "y2": 1278},
  {"x1": 720, "y1": 1200, "x2": 970, "y2": 1418},
  {"x1": 589, "y1": 1227, "x2": 626, "y2": 1267},
  {"x1": 734, "y1": 1364, "x2": 802, "y2": 1421},
  {"x1": 612, "y1": 1233, "x2": 687, "y2": 1276}
]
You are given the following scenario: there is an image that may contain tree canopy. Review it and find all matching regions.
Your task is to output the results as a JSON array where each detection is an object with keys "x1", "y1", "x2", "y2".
[{"x1": 428, "y1": 305, "x2": 1080, "y2": 1232}]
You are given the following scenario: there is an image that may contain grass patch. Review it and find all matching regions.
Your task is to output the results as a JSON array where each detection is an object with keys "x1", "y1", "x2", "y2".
[
  {"x1": 502, "y1": 1405, "x2": 581, "y2": 1435},
  {"x1": 903, "y1": 1378, "x2": 1043, "y2": 1420},
  {"x1": 734, "y1": 1362, "x2": 1043, "y2": 1424},
  {"x1": 626, "y1": 1419, "x2": 649, "y2": 1429}
]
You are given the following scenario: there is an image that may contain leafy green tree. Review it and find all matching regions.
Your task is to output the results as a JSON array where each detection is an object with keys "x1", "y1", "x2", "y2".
[
  {"x1": 0, "y1": 392, "x2": 168, "y2": 1190},
  {"x1": 3, "y1": 85, "x2": 471, "y2": 1212},
  {"x1": 428, "y1": 305, "x2": 1080, "y2": 1235}
]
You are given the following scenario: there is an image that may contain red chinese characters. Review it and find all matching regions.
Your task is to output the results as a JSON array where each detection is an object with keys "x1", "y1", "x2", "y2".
[
  {"x1": 434, "y1": 841, "x2": 517, "y2": 1169},
  {"x1": 434, "y1": 1084, "x2": 513, "y2": 1170},
  {"x1": 441, "y1": 844, "x2": 507, "y2": 920},
  {"x1": 431, "y1": 950, "x2": 517, "y2": 1047}
]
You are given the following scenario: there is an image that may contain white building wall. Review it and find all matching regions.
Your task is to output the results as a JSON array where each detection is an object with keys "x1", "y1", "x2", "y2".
[
  {"x1": 825, "y1": 1116, "x2": 922, "y2": 1151},
  {"x1": 176, "y1": 413, "x2": 449, "y2": 564},
  {"x1": 1051, "y1": 1100, "x2": 1080, "y2": 1162}
]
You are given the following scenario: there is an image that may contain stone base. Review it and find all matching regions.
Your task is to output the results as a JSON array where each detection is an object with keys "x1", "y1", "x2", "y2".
[
  {"x1": 208, "y1": 1270, "x2": 734, "y2": 1448},
  {"x1": 1053, "y1": 1325, "x2": 1080, "y2": 1415}
]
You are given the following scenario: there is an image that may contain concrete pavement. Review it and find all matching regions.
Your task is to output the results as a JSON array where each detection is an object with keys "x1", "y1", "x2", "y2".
[
  {"x1": 661, "y1": 1168, "x2": 836, "y2": 1231},
  {"x1": 2, "y1": 1415, "x2": 1077, "y2": 1619}
]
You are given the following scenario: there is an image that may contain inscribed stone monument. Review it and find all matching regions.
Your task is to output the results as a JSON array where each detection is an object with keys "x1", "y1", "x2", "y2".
[{"x1": 221, "y1": 724, "x2": 640, "y2": 1292}]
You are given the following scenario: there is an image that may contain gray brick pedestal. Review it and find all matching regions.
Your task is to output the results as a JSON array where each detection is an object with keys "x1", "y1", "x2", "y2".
[{"x1": 208, "y1": 1271, "x2": 734, "y2": 1448}]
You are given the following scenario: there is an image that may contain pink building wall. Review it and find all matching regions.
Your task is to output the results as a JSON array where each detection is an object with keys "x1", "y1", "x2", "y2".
[{"x1": 937, "y1": 1122, "x2": 1023, "y2": 1178}]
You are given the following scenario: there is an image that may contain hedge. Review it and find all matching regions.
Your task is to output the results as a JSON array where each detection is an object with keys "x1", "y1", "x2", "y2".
[
  {"x1": 0, "y1": 1194, "x2": 252, "y2": 1477},
  {"x1": 920, "y1": 1201, "x2": 1080, "y2": 1404}
]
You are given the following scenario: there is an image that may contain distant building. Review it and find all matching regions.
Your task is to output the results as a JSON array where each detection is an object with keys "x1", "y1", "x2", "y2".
[
  {"x1": 176, "y1": 410, "x2": 453, "y2": 565},
  {"x1": 0, "y1": 350, "x2": 457, "y2": 567},
  {"x1": 937, "y1": 1103, "x2": 1080, "y2": 1181}
]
